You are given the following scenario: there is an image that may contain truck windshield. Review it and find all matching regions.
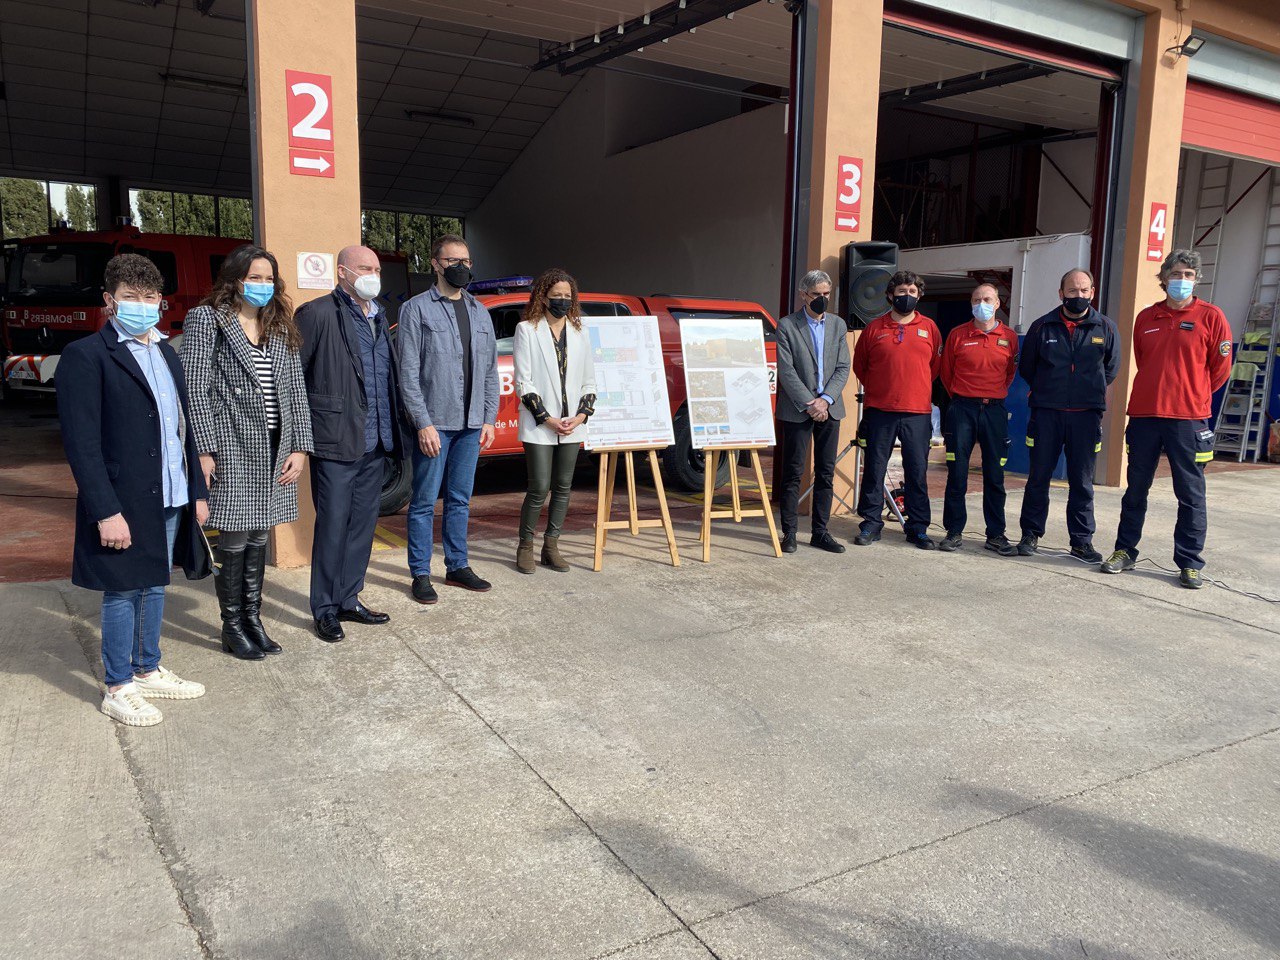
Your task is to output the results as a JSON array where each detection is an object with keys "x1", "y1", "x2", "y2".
[{"x1": 5, "y1": 242, "x2": 113, "y2": 306}]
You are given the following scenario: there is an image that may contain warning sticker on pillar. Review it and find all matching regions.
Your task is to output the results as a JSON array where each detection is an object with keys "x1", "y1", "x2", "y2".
[
  {"x1": 286, "y1": 70, "x2": 335, "y2": 179},
  {"x1": 834, "y1": 155, "x2": 863, "y2": 233},
  {"x1": 1146, "y1": 202, "x2": 1168, "y2": 262}
]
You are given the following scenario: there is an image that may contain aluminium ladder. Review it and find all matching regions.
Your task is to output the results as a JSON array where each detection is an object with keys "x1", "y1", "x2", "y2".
[{"x1": 1189, "y1": 153, "x2": 1234, "y2": 302}]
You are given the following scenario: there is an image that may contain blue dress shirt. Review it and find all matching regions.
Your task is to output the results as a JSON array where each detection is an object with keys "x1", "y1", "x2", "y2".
[
  {"x1": 115, "y1": 322, "x2": 189, "y2": 508},
  {"x1": 806, "y1": 310, "x2": 834, "y2": 404},
  {"x1": 337, "y1": 287, "x2": 396, "y2": 454}
]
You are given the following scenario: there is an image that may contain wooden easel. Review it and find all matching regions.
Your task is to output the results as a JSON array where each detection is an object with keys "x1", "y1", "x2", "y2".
[
  {"x1": 592, "y1": 447, "x2": 681, "y2": 571},
  {"x1": 698, "y1": 445, "x2": 782, "y2": 562}
]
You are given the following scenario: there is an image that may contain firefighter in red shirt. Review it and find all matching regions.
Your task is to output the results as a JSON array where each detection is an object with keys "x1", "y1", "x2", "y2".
[
  {"x1": 852, "y1": 270, "x2": 943, "y2": 549},
  {"x1": 938, "y1": 283, "x2": 1020, "y2": 555},
  {"x1": 1102, "y1": 249, "x2": 1233, "y2": 588}
]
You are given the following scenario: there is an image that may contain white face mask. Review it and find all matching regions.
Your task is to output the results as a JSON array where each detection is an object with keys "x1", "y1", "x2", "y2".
[{"x1": 343, "y1": 267, "x2": 381, "y2": 302}]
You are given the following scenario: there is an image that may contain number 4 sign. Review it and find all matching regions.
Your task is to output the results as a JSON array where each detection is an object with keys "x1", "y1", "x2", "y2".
[
  {"x1": 286, "y1": 70, "x2": 335, "y2": 178},
  {"x1": 834, "y1": 155, "x2": 863, "y2": 233},
  {"x1": 1146, "y1": 202, "x2": 1168, "y2": 261}
]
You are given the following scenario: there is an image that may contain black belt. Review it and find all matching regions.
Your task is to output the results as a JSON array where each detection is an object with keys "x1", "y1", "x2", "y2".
[{"x1": 955, "y1": 395, "x2": 1003, "y2": 405}]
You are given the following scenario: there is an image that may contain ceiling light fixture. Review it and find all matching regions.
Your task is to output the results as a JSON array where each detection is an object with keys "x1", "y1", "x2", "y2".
[
  {"x1": 159, "y1": 71, "x2": 245, "y2": 94},
  {"x1": 1167, "y1": 33, "x2": 1206, "y2": 59},
  {"x1": 404, "y1": 109, "x2": 476, "y2": 129}
]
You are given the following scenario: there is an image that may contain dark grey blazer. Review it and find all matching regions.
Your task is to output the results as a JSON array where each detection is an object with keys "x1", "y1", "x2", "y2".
[{"x1": 775, "y1": 307, "x2": 851, "y2": 423}]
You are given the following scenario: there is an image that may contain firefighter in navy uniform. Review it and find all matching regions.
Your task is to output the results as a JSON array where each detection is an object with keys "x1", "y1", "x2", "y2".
[
  {"x1": 1016, "y1": 268, "x2": 1120, "y2": 561},
  {"x1": 937, "y1": 283, "x2": 1020, "y2": 555},
  {"x1": 1102, "y1": 249, "x2": 1233, "y2": 589}
]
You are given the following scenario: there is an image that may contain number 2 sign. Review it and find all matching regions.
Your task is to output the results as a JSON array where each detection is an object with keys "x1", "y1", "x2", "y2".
[
  {"x1": 286, "y1": 70, "x2": 335, "y2": 178},
  {"x1": 834, "y1": 155, "x2": 863, "y2": 233},
  {"x1": 1146, "y1": 202, "x2": 1168, "y2": 261}
]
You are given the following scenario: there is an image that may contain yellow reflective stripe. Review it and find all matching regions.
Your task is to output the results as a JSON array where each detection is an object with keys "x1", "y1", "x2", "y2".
[
  {"x1": 1195, "y1": 452, "x2": 1214, "y2": 462},
  {"x1": 1094, "y1": 442, "x2": 1102, "y2": 453},
  {"x1": 945, "y1": 452, "x2": 956, "y2": 461},
  {"x1": 1125, "y1": 445, "x2": 1130, "y2": 455},
  {"x1": 857, "y1": 438, "x2": 866, "y2": 447},
  {"x1": 999, "y1": 458, "x2": 1008, "y2": 466},
  {"x1": 1026, "y1": 438, "x2": 1035, "y2": 447}
]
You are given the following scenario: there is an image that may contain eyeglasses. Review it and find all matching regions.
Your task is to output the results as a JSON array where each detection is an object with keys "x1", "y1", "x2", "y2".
[{"x1": 438, "y1": 257, "x2": 473, "y2": 268}]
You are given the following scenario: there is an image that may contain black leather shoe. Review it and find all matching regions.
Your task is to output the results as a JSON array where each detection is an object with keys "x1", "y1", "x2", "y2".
[
  {"x1": 411, "y1": 575, "x2": 438, "y2": 605},
  {"x1": 1070, "y1": 542, "x2": 1103, "y2": 564},
  {"x1": 338, "y1": 601, "x2": 390, "y2": 625},
  {"x1": 314, "y1": 615, "x2": 345, "y2": 643},
  {"x1": 780, "y1": 533, "x2": 797, "y2": 554},
  {"x1": 809, "y1": 532, "x2": 846, "y2": 553},
  {"x1": 852, "y1": 529, "x2": 881, "y2": 546},
  {"x1": 445, "y1": 566, "x2": 492, "y2": 592}
]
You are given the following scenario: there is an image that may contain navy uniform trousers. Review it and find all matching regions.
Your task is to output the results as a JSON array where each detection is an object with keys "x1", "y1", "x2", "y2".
[
  {"x1": 942, "y1": 397, "x2": 1010, "y2": 538},
  {"x1": 309, "y1": 448, "x2": 385, "y2": 620},
  {"x1": 1019, "y1": 407, "x2": 1103, "y2": 547},
  {"x1": 1114, "y1": 417, "x2": 1213, "y2": 570},
  {"x1": 856, "y1": 407, "x2": 932, "y2": 538}
]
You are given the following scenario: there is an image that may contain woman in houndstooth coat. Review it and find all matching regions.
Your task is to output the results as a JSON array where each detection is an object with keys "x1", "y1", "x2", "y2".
[{"x1": 180, "y1": 245, "x2": 313, "y2": 661}]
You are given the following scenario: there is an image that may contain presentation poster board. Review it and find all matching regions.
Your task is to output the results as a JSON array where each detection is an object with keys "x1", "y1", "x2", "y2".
[
  {"x1": 584, "y1": 315, "x2": 675, "y2": 451},
  {"x1": 679, "y1": 318, "x2": 775, "y2": 449}
]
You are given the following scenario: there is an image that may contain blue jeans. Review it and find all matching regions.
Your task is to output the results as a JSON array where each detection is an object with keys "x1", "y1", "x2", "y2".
[
  {"x1": 101, "y1": 507, "x2": 181, "y2": 687},
  {"x1": 407, "y1": 427, "x2": 481, "y2": 576}
]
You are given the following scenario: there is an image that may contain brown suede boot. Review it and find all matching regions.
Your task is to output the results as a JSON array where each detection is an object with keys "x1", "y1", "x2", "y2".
[
  {"x1": 516, "y1": 539, "x2": 536, "y2": 575},
  {"x1": 541, "y1": 535, "x2": 570, "y2": 572}
]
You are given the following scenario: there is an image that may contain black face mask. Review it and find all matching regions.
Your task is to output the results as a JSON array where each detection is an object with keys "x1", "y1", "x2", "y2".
[
  {"x1": 441, "y1": 263, "x2": 472, "y2": 288},
  {"x1": 892, "y1": 294, "x2": 919, "y2": 315},
  {"x1": 547, "y1": 298, "x2": 572, "y2": 319},
  {"x1": 1062, "y1": 296, "x2": 1091, "y2": 316},
  {"x1": 808, "y1": 295, "x2": 828, "y2": 316}
]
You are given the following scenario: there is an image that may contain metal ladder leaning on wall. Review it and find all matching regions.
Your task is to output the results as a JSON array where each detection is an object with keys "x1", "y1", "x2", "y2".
[
  {"x1": 1214, "y1": 167, "x2": 1280, "y2": 462},
  {"x1": 1191, "y1": 154, "x2": 1234, "y2": 302}
]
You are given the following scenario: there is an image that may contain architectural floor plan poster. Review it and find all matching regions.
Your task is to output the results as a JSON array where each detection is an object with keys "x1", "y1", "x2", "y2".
[
  {"x1": 679, "y1": 318, "x2": 775, "y2": 449},
  {"x1": 583, "y1": 315, "x2": 675, "y2": 450}
]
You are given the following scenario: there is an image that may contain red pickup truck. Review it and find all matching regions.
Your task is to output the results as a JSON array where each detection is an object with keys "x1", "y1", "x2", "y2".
[{"x1": 379, "y1": 280, "x2": 779, "y2": 513}]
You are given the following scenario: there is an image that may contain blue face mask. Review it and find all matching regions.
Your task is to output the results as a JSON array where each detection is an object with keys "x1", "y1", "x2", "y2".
[
  {"x1": 113, "y1": 299, "x2": 161, "y2": 337},
  {"x1": 241, "y1": 281, "x2": 275, "y2": 308},
  {"x1": 1167, "y1": 278, "x2": 1195, "y2": 301},
  {"x1": 972, "y1": 301, "x2": 996, "y2": 323}
]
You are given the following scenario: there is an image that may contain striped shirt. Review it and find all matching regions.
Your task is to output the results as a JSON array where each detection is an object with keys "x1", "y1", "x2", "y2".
[{"x1": 248, "y1": 340, "x2": 280, "y2": 429}]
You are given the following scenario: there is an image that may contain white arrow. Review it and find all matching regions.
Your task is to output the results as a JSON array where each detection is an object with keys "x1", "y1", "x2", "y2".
[{"x1": 293, "y1": 155, "x2": 331, "y2": 173}]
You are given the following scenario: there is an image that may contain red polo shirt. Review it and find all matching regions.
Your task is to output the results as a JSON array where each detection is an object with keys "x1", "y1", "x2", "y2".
[
  {"x1": 1127, "y1": 298, "x2": 1233, "y2": 419},
  {"x1": 852, "y1": 311, "x2": 942, "y2": 414},
  {"x1": 941, "y1": 321, "x2": 1019, "y2": 400}
]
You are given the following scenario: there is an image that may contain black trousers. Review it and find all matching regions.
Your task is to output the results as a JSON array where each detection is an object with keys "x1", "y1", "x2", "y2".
[
  {"x1": 310, "y1": 448, "x2": 385, "y2": 619},
  {"x1": 856, "y1": 407, "x2": 932, "y2": 538},
  {"x1": 1114, "y1": 417, "x2": 1212, "y2": 570},
  {"x1": 1019, "y1": 408, "x2": 1102, "y2": 547},
  {"x1": 942, "y1": 397, "x2": 1010, "y2": 538},
  {"x1": 779, "y1": 416, "x2": 841, "y2": 537}
]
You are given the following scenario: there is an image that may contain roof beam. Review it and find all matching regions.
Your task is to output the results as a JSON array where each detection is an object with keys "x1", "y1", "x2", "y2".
[
  {"x1": 531, "y1": 0, "x2": 768, "y2": 76},
  {"x1": 880, "y1": 63, "x2": 1055, "y2": 106}
]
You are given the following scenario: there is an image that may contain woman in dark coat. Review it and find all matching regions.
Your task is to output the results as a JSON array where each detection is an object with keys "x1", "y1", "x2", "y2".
[
  {"x1": 180, "y1": 245, "x2": 313, "y2": 659},
  {"x1": 58, "y1": 253, "x2": 211, "y2": 728}
]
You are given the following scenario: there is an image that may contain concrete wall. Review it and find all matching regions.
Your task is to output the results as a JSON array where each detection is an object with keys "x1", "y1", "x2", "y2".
[
  {"x1": 467, "y1": 71, "x2": 787, "y2": 315},
  {"x1": 1038, "y1": 139, "x2": 1097, "y2": 236},
  {"x1": 1174, "y1": 149, "x2": 1274, "y2": 337}
]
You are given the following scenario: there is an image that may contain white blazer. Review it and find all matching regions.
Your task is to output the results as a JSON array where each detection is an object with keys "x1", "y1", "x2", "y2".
[{"x1": 513, "y1": 318, "x2": 598, "y2": 445}]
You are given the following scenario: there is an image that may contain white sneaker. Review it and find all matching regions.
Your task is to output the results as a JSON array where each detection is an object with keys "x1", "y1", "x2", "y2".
[
  {"x1": 102, "y1": 683, "x2": 163, "y2": 727},
  {"x1": 133, "y1": 666, "x2": 206, "y2": 700}
]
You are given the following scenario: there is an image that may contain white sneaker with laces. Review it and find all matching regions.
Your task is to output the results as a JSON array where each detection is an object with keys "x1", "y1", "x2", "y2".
[
  {"x1": 133, "y1": 666, "x2": 206, "y2": 700},
  {"x1": 101, "y1": 683, "x2": 163, "y2": 726}
]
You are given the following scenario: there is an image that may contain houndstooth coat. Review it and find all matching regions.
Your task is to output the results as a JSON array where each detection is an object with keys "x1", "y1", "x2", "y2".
[{"x1": 180, "y1": 304, "x2": 314, "y2": 532}]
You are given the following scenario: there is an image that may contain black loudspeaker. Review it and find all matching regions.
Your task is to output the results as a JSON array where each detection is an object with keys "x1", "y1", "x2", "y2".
[{"x1": 840, "y1": 241, "x2": 899, "y2": 330}]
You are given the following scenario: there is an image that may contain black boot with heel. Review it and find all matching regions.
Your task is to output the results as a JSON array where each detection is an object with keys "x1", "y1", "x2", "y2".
[
  {"x1": 241, "y1": 542, "x2": 282, "y2": 655},
  {"x1": 215, "y1": 548, "x2": 265, "y2": 661}
]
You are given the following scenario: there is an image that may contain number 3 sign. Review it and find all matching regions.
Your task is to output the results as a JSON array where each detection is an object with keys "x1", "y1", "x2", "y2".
[
  {"x1": 286, "y1": 70, "x2": 335, "y2": 178},
  {"x1": 834, "y1": 155, "x2": 863, "y2": 233}
]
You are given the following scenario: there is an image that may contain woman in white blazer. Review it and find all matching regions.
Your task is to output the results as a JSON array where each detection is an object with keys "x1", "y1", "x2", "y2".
[{"x1": 512, "y1": 268, "x2": 597, "y2": 574}]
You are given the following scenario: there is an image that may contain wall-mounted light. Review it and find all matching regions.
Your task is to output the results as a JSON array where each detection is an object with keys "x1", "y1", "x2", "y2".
[
  {"x1": 1167, "y1": 33, "x2": 1207, "y2": 59},
  {"x1": 404, "y1": 109, "x2": 476, "y2": 129},
  {"x1": 159, "y1": 72, "x2": 245, "y2": 95}
]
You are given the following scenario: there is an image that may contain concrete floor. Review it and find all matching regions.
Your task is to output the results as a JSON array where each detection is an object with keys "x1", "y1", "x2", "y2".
[{"x1": 1, "y1": 466, "x2": 1278, "y2": 959}]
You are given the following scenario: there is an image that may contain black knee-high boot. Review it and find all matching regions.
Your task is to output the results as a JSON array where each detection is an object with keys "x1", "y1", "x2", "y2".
[
  {"x1": 215, "y1": 548, "x2": 265, "y2": 661},
  {"x1": 241, "y1": 542, "x2": 281, "y2": 654}
]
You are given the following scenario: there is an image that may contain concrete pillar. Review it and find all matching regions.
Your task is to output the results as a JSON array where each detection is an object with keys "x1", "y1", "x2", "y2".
[
  {"x1": 797, "y1": 0, "x2": 885, "y2": 512},
  {"x1": 1100, "y1": 9, "x2": 1189, "y2": 487},
  {"x1": 246, "y1": 0, "x2": 363, "y2": 567}
]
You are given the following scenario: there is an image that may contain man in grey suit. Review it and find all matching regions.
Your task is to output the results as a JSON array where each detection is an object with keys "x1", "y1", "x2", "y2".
[{"x1": 775, "y1": 269, "x2": 851, "y2": 554}]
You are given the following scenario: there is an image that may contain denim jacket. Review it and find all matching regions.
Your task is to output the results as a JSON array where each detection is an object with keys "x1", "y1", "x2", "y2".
[{"x1": 396, "y1": 286, "x2": 499, "y2": 431}]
